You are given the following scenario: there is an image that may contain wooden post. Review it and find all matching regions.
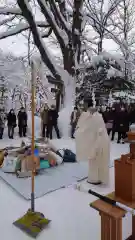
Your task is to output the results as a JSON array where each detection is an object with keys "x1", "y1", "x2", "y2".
[
  {"x1": 91, "y1": 199, "x2": 125, "y2": 240},
  {"x1": 31, "y1": 60, "x2": 36, "y2": 212},
  {"x1": 132, "y1": 216, "x2": 135, "y2": 239},
  {"x1": 100, "y1": 213, "x2": 122, "y2": 240}
]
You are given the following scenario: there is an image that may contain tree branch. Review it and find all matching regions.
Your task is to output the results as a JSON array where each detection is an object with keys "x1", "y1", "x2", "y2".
[
  {"x1": 42, "y1": 27, "x2": 52, "y2": 38},
  {"x1": 17, "y1": 0, "x2": 62, "y2": 81},
  {"x1": 48, "y1": 0, "x2": 71, "y2": 36},
  {"x1": 37, "y1": 0, "x2": 66, "y2": 50},
  {"x1": 0, "y1": 7, "x2": 22, "y2": 15},
  {"x1": 0, "y1": 16, "x2": 15, "y2": 26},
  {"x1": 0, "y1": 21, "x2": 50, "y2": 40}
]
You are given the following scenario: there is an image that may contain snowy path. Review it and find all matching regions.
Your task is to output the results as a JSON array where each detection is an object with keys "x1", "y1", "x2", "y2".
[{"x1": 0, "y1": 137, "x2": 131, "y2": 240}]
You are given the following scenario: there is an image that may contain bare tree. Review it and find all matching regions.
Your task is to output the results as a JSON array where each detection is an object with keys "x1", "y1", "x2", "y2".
[
  {"x1": 84, "y1": 0, "x2": 121, "y2": 54},
  {"x1": 106, "y1": 0, "x2": 135, "y2": 81},
  {"x1": 0, "y1": 0, "x2": 84, "y2": 83}
]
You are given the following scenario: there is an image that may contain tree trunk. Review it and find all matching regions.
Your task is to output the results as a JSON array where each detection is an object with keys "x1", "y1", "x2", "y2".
[
  {"x1": 58, "y1": 0, "x2": 67, "y2": 20},
  {"x1": 63, "y1": 45, "x2": 75, "y2": 76},
  {"x1": 98, "y1": 35, "x2": 103, "y2": 54},
  {"x1": 123, "y1": 0, "x2": 129, "y2": 81},
  {"x1": 58, "y1": 74, "x2": 75, "y2": 138},
  {"x1": 72, "y1": 0, "x2": 83, "y2": 63}
]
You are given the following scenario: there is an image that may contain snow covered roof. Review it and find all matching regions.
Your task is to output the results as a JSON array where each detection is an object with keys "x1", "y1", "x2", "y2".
[
  {"x1": 91, "y1": 51, "x2": 124, "y2": 70},
  {"x1": 113, "y1": 91, "x2": 135, "y2": 99},
  {"x1": 107, "y1": 66, "x2": 123, "y2": 78}
]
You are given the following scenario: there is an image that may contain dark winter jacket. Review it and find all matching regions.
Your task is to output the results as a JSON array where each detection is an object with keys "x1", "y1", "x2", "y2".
[
  {"x1": 18, "y1": 111, "x2": 27, "y2": 126},
  {"x1": 7, "y1": 112, "x2": 16, "y2": 127},
  {"x1": 48, "y1": 109, "x2": 59, "y2": 125},
  {"x1": 114, "y1": 110, "x2": 129, "y2": 132},
  {"x1": 70, "y1": 110, "x2": 81, "y2": 126},
  {"x1": 129, "y1": 110, "x2": 135, "y2": 124},
  {"x1": 40, "y1": 109, "x2": 49, "y2": 124},
  {"x1": 102, "y1": 111, "x2": 113, "y2": 123},
  {"x1": 111, "y1": 109, "x2": 118, "y2": 131}
]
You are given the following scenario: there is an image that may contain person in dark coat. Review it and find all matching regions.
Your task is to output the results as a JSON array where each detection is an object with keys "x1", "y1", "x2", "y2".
[
  {"x1": 18, "y1": 107, "x2": 27, "y2": 137},
  {"x1": 111, "y1": 107, "x2": 118, "y2": 141},
  {"x1": 48, "y1": 105, "x2": 60, "y2": 139},
  {"x1": 129, "y1": 107, "x2": 135, "y2": 125},
  {"x1": 0, "y1": 109, "x2": 6, "y2": 139},
  {"x1": 40, "y1": 104, "x2": 49, "y2": 138},
  {"x1": 70, "y1": 107, "x2": 81, "y2": 138},
  {"x1": 116, "y1": 107, "x2": 129, "y2": 143},
  {"x1": 7, "y1": 109, "x2": 16, "y2": 139},
  {"x1": 102, "y1": 107, "x2": 113, "y2": 135}
]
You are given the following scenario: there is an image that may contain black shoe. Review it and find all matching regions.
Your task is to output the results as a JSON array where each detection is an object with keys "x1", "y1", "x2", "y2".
[
  {"x1": 117, "y1": 141, "x2": 120, "y2": 143},
  {"x1": 87, "y1": 180, "x2": 102, "y2": 185}
]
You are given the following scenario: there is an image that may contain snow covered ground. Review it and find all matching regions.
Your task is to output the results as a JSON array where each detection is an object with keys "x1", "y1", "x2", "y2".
[{"x1": 0, "y1": 133, "x2": 132, "y2": 240}]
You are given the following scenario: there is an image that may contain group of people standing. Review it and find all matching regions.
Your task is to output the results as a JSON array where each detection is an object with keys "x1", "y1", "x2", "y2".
[
  {"x1": 40, "y1": 104, "x2": 60, "y2": 139},
  {"x1": 0, "y1": 107, "x2": 27, "y2": 139},
  {"x1": 101, "y1": 106, "x2": 135, "y2": 143},
  {"x1": 0, "y1": 103, "x2": 61, "y2": 140},
  {"x1": 70, "y1": 103, "x2": 135, "y2": 143}
]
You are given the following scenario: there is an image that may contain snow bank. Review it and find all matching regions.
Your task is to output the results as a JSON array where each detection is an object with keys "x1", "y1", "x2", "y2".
[
  {"x1": 27, "y1": 111, "x2": 41, "y2": 138},
  {"x1": 58, "y1": 105, "x2": 73, "y2": 138},
  {"x1": 107, "y1": 66, "x2": 122, "y2": 78},
  {"x1": 27, "y1": 107, "x2": 73, "y2": 139},
  {"x1": 58, "y1": 77, "x2": 75, "y2": 138}
]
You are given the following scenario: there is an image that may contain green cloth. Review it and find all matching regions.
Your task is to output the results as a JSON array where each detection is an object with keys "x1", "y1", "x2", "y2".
[
  {"x1": 40, "y1": 160, "x2": 50, "y2": 169},
  {"x1": 15, "y1": 158, "x2": 21, "y2": 171}
]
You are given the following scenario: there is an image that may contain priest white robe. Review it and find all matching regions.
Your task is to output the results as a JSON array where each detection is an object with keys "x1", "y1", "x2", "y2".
[{"x1": 75, "y1": 110, "x2": 110, "y2": 184}]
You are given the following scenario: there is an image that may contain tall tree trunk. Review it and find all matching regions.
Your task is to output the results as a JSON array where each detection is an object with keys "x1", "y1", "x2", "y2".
[
  {"x1": 72, "y1": 0, "x2": 83, "y2": 64},
  {"x1": 57, "y1": 0, "x2": 67, "y2": 20},
  {"x1": 63, "y1": 45, "x2": 75, "y2": 76},
  {"x1": 98, "y1": 35, "x2": 103, "y2": 54},
  {"x1": 123, "y1": 0, "x2": 128, "y2": 81}
]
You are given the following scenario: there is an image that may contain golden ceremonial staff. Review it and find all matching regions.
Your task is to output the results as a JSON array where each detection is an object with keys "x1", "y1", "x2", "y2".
[
  {"x1": 13, "y1": 59, "x2": 50, "y2": 238},
  {"x1": 31, "y1": 59, "x2": 35, "y2": 212}
]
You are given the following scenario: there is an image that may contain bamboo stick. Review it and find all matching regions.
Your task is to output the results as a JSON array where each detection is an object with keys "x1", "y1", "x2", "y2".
[{"x1": 31, "y1": 60, "x2": 35, "y2": 212}]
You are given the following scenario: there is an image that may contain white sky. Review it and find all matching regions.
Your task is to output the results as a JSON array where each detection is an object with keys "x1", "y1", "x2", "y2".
[
  {"x1": 0, "y1": 35, "x2": 119, "y2": 58},
  {"x1": 0, "y1": 0, "x2": 119, "y2": 57}
]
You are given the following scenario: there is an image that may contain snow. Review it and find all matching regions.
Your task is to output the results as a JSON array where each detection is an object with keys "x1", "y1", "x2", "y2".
[
  {"x1": 0, "y1": 110, "x2": 132, "y2": 239},
  {"x1": 27, "y1": 112, "x2": 41, "y2": 138},
  {"x1": 107, "y1": 66, "x2": 123, "y2": 78},
  {"x1": 0, "y1": 7, "x2": 22, "y2": 15},
  {"x1": 0, "y1": 21, "x2": 48, "y2": 40},
  {"x1": 113, "y1": 91, "x2": 135, "y2": 100},
  {"x1": 101, "y1": 51, "x2": 125, "y2": 69},
  {"x1": 0, "y1": 2, "x2": 134, "y2": 236},
  {"x1": 58, "y1": 78, "x2": 76, "y2": 138},
  {"x1": 0, "y1": 134, "x2": 132, "y2": 240},
  {"x1": 58, "y1": 105, "x2": 73, "y2": 138},
  {"x1": 0, "y1": 51, "x2": 28, "y2": 88},
  {"x1": 38, "y1": 0, "x2": 68, "y2": 46}
]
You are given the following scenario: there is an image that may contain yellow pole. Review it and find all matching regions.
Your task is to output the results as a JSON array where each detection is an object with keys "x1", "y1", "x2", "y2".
[{"x1": 31, "y1": 60, "x2": 35, "y2": 212}]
